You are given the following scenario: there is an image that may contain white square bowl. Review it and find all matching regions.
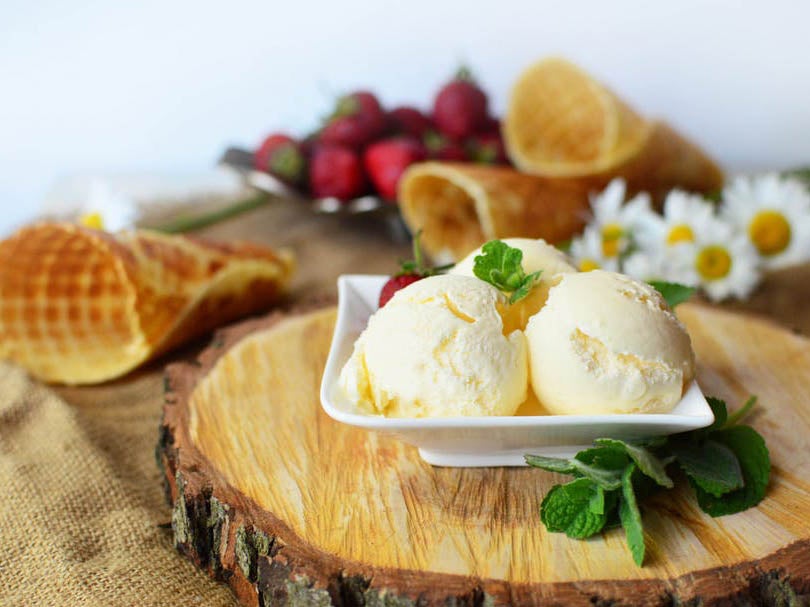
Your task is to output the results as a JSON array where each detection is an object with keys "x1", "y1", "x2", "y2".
[{"x1": 319, "y1": 275, "x2": 714, "y2": 467}]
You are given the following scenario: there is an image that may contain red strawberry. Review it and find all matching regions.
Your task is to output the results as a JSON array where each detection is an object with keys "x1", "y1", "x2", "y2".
[
  {"x1": 254, "y1": 133, "x2": 307, "y2": 185},
  {"x1": 319, "y1": 91, "x2": 387, "y2": 149},
  {"x1": 424, "y1": 131, "x2": 467, "y2": 162},
  {"x1": 308, "y1": 144, "x2": 366, "y2": 200},
  {"x1": 378, "y1": 274, "x2": 423, "y2": 307},
  {"x1": 467, "y1": 132, "x2": 509, "y2": 165},
  {"x1": 378, "y1": 231, "x2": 451, "y2": 307},
  {"x1": 389, "y1": 106, "x2": 434, "y2": 137},
  {"x1": 433, "y1": 67, "x2": 489, "y2": 139},
  {"x1": 479, "y1": 114, "x2": 501, "y2": 135},
  {"x1": 363, "y1": 137, "x2": 427, "y2": 201}
]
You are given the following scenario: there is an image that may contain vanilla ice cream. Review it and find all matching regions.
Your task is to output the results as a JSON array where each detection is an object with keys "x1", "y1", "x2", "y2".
[
  {"x1": 451, "y1": 238, "x2": 575, "y2": 332},
  {"x1": 340, "y1": 274, "x2": 528, "y2": 417},
  {"x1": 525, "y1": 270, "x2": 695, "y2": 415}
]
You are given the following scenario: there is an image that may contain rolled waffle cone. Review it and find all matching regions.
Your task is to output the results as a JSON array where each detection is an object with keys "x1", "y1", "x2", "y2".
[
  {"x1": 0, "y1": 223, "x2": 295, "y2": 384},
  {"x1": 399, "y1": 153, "x2": 724, "y2": 263},
  {"x1": 398, "y1": 162, "x2": 594, "y2": 262},
  {"x1": 503, "y1": 57, "x2": 723, "y2": 191}
]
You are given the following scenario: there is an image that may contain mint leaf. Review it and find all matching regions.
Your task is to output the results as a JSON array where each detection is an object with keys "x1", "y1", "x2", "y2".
[
  {"x1": 589, "y1": 484, "x2": 606, "y2": 514},
  {"x1": 573, "y1": 446, "x2": 630, "y2": 490},
  {"x1": 594, "y1": 438, "x2": 673, "y2": 488},
  {"x1": 705, "y1": 396, "x2": 728, "y2": 432},
  {"x1": 692, "y1": 425, "x2": 770, "y2": 516},
  {"x1": 524, "y1": 454, "x2": 576, "y2": 474},
  {"x1": 510, "y1": 271, "x2": 541, "y2": 303},
  {"x1": 619, "y1": 464, "x2": 645, "y2": 566},
  {"x1": 671, "y1": 439, "x2": 744, "y2": 497},
  {"x1": 540, "y1": 478, "x2": 608, "y2": 538},
  {"x1": 472, "y1": 240, "x2": 541, "y2": 303},
  {"x1": 648, "y1": 281, "x2": 695, "y2": 308},
  {"x1": 725, "y1": 395, "x2": 757, "y2": 427},
  {"x1": 526, "y1": 447, "x2": 627, "y2": 490}
]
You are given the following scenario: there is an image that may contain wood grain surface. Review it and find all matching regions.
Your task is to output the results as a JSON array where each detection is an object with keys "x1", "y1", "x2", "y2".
[{"x1": 159, "y1": 301, "x2": 810, "y2": 606}]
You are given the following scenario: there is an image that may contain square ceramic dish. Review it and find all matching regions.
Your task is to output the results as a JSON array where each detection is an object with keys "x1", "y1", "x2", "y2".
[{"x1": 319, "y1": 274, "x2": 714, "y2": 467}]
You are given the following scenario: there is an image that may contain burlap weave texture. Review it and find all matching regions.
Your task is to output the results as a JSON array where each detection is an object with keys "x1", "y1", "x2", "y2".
[{"x1": 0, "y1": 361, "x2": 236, "y2": 606}]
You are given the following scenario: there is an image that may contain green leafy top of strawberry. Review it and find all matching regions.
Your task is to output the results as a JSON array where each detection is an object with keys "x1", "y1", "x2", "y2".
[{"x1": 396, "y1": 230, "x2": 453, "y2": 278}]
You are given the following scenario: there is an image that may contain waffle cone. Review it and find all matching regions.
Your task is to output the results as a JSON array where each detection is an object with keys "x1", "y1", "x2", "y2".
[
  {"x1": 398, "y1": 162, "x2": 593, "y2": 262},
  {"x1": 504, "y1": 57, "x2": 723, "y2": 191},
  {"x1": 0, "y1": 223, "x2": 295, "y2": 384},
  {"x1": 398, "y1": 150, "x2": 723, "y2": 263},
  {"x1": 504, "y1": 57, "x2": 648, "y2": 176}
]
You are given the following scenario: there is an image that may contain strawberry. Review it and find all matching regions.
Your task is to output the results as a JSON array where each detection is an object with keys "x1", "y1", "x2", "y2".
[
  {"x1": 363, "y1": 137, "x2": 427, "y2": 201},
  {"x1": 319, "y1": 91, "x2": 387, "y2": 149},
  {"x1": 378, "y1": 274, "x2": 423, "y2": 307},
  {"x1": 254, "y1": 133, "x2": 307, "y2": 186},
  {"x1": 433, "y1": 67, "x2": 489, "y2": 139},
  {"x1": 479, "y1": 114, "x2": 501, "y2": 135},
  {"x1": 389, "y1": 106, "x2": 434, "y2": 138},
  {"x1": 424, "y1": 131, "x2": 467, "y2": 162},
  {"x1": 308, "y1": 144, "x2": 366, "y2": 200},
  {"x1": 378, "y1": 231, "x2": 452, "y2": 307},
  {"x1": 467, "y1": 132, "x2": 509, "y2": 165}
]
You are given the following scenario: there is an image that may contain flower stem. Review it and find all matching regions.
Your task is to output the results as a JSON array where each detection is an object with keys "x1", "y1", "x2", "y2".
[{"x1": 151, "y1": 192, "x2": 270, "y2": 234}]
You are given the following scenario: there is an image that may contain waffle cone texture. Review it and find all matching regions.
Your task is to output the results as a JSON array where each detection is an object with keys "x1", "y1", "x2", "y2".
[{"x1": 0, "y1": 223, "x2": 295, "y2": 384}]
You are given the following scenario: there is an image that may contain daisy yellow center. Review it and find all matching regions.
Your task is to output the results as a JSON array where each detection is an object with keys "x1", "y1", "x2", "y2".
[
  {"x1": 696, "y1": 245, "x2": 732, "y2": 281},
  {"x1": 79, "y1": 212, "x2": 105, "y2": 230},
  {"x1": 748, "y1": 210, "x2": 791, "y2": 256},
  {"x1": 666, "y1": 224, "x2": 695, "y2": 245},
  {"x1": 579, "y1": 258, "x2": 600, "y2": 272},
  {"x1": 601, "y1": 223, "x2": 623, "y2": 258}
]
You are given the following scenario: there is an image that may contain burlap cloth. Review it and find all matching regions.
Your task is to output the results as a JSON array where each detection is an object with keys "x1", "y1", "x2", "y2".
[
  {"x1": 1, "y1": 195, "x2": 810, "y2": 606},
  {"x1": 0, "y1": 197, "x2": 412, "y2": 606},
  {"x1": 0, "y1": 360, "x2": 239, "y2": 606}
]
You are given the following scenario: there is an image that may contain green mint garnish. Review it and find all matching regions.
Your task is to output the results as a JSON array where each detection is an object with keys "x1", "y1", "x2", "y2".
[
  {"x1": 648, "y1": 281, "x2": 696, "y2": 308},
  {"x1": 690, "y1": 425, "x2": 770, "y2": 516},
  {"x1": 472, "y1": 240, "x2": 541, "y2": 304},
  {"x1": 619, "y1": 464, "x2": 645, "y2": 566},
  {"x1": 670, "y1": 439, "x2": 744, "y2": 497},
  {"x1": 540, "y1": 478, "x2": 609, "y2": 539},
  {"x1": 525, "y1": 395, "x2": 770, "y2": 566}
]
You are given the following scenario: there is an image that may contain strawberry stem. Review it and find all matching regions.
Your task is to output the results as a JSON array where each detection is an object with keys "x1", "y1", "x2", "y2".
[
  {"x1": 455, "y1": 65, "x2": 475, "y2": 82},
  {"x1": 412, "y1": 230, "x2": 425, "y2": 272}
]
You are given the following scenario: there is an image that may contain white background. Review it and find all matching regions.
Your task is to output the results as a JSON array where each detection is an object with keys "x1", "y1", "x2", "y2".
[{"x1": 2, "y1": 0, "x2": 809, "y2": 232}]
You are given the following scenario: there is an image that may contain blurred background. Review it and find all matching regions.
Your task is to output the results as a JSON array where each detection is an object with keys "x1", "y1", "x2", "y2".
[{"x1": 2, "y1": 0, "x2": 809, "y2": 235}]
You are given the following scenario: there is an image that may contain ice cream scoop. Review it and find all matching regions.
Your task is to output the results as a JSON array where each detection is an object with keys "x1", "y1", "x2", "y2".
[
  {"x1": 451, "y1": 237, "x2": 575, "y2": 332},
  {"x1": 339, "y1": 274, "x2": 528, "y2": 417},
  {"x1": 525, "y1": 270, "x2": 695, "y2": 415}
]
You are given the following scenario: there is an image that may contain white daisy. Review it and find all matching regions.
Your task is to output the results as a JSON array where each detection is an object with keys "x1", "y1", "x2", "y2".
[
  {"x1": 588, "y1": 178, "x2": 653, "y2": 262},
  {"x1": 634, "y1": 190, "x2": 716, "y2": 251},
  {"x1": 666, "y1": 214, "x2": 760, "y2": 302},
  {"x1": 76, "y1": 180, "x2": 138, "y2": 232},
  {"x1": 721, "y1": 173, "x2": 810, "y2": 269},
  {"x1": 622, "y1": 250, "x2": 667, "y2": 282},
  {"x1": 569, "y1": 225, "x2": 620, "y2": 273}
]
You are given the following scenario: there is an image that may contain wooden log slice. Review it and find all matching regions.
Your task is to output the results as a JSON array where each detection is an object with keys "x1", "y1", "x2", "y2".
[{"x1": 158, "y1": 303, "x2": 810, "y2": 606}]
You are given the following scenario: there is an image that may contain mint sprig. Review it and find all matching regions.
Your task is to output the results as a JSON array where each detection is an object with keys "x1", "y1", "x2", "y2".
[
  {"x1": 526, "y1": 395, "x2": 770, "y2": 566},
  {"x1": 648, "y1": 281, "x2": 696, "y2": 308},
  {"x1": 472, "y1": 240, "x2": 541, "y2": 304}
]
